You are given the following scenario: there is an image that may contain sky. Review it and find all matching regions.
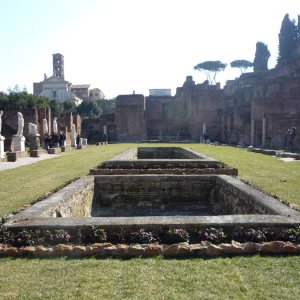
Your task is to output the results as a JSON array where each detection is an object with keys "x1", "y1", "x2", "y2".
[{"x1": 0, "y1": 0, "x2": 299, "y2": 99}]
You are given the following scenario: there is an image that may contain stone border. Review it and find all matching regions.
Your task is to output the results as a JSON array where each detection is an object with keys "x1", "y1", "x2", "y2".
[
  {"x1": 0, "y1": 241, "x2": 299, "y2": 258},
  {"x1": 90, "y1": 167, "x2": 238, "y2": 176},
  {"x1": 100, "y1": 147, "x2": 222, "y2": 169},
  {"x1": 5, "y1": 175, "x2": 300, "y2": 233}
]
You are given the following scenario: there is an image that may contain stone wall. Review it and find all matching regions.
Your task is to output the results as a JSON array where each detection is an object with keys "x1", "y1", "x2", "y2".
[
  {"x1": 212, "y1": 175, "x2": 299, "y2": 216},
  {"x1": 115, "y1": 94, "x2": 147, "y2": 141},
  {"x1": 146, "y1": 95, "x2": 190, "y2": 140},
  {"x1": 222, "y1": 62, "x2": 300, "y2": 148},
  {"x1": 1, "y1": 107, "x2": 83, "y2": 148},
  {"x1": 137, "y1": 147, "x2": 203, "y2": 159},
  {"x1": 81, "y1": 114, "x2": 116, "y2": 143},
  {"x1": 92, "y1": 175, "x2": 215, "y2": 216},
  {"x1": 2, "y1": 107, "x2": 38, "y2": 137}
]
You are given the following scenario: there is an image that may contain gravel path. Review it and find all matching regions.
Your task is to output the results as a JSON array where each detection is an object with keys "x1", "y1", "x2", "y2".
[{"x1": 0, "y1": 154, "x2": 60, "y2": 171}]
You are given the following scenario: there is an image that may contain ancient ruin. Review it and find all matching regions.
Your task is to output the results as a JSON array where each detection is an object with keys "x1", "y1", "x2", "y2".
[
  {"x1": 5, "y1": 147, "x2": 300, "y2": 242},
  {"x1": 81, "y1": 58, "x2": 299, "y2": 152}
]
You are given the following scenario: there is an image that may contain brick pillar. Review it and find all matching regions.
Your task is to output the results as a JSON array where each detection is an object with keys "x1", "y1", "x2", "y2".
[
  {"x1": 262, "y1": 117, "x2": 266, "y2": 147},
  {"x1": 64, "y1": 112, "x2": 73, "y2": 133},
  {"x1": 251, "y1": 119, "x2": 255, "y2": 146}
]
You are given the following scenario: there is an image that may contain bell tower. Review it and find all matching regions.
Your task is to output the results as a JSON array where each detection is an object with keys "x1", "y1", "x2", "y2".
[{"x1": 52, "y1": 53, "x2": 64, "y2": 79}]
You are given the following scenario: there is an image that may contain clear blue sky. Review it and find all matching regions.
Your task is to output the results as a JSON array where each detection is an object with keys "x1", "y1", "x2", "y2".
[{"x1": 0, "y1": 0, "x2": 299, "y2": 98}]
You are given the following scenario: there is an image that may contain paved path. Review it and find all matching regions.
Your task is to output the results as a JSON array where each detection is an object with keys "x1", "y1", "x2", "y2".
[{"x1": 0, "y1": 154, "x2": 60, "y2": 171}]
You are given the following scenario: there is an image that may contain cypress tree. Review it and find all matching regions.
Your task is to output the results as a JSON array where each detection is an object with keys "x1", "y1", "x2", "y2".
[
  {"x1": 278, "y1": 14, "x2": 298, "y2": 64},
  {"x1": 253, "y1": 42, "x2": 270, "y2": 72}
]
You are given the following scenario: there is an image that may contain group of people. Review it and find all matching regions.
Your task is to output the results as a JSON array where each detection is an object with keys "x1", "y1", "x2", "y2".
[{"x1": 43, "y1": 131, "x2": 66, "y2": 150}]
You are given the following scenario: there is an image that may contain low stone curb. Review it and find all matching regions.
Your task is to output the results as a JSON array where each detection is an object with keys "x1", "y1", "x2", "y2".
[
  {"x1": 0, "y1": 241, "x2": 299, "y2": 258},
  {"x1": 90, "y1": 167, "x2": 238, "y2": 176}
]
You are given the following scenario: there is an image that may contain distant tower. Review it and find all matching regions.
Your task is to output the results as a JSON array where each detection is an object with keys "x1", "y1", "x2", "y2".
[{"x1": 52, "y1": 53, "x2": 64, "y2": 79}]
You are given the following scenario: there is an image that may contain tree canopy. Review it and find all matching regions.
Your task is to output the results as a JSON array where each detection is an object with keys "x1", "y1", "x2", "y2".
[
  {"x1": 253, "y1": 42, "x2": 270, "y2": 72},
  {"x1": 230, "y1": 60, "x2": 253, "y2": 74},
  {"x1": 278, "y1": 13, "x2": 299, "y2": 64},
  {"x1": 0, "y1": 86, "x2": 48, "y2": 110},
  {"x1": 76, "y1": 99, "x2": 115, "y2": 118},
  {"x1": 0, "y1": 86, "x2": 116, "y2": 119},
  {"x1": 193, "y1": 61, "x2": 227, "y2": 84}
]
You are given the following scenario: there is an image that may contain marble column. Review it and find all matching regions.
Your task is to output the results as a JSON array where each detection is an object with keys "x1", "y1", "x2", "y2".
[{"x1": 0, "y1": 135, "x2": 5, "y2": 159}]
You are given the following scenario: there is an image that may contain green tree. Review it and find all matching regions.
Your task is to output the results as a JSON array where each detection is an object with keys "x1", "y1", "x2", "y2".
[
  {"x1": 1, "y1": 87, "x2": 48, "y2": 109},
  {"x1": 230, "y1": 60, "x2": 253, "y2": 74},
  {"x1": 96, "y1": 98, "x2": 116, "y2": 115},
  {"x1": 0, "y1": 92, "x2": 9, "y2": 109},
  {"x1": 194, "y1": 61, "x2": 227, "y2": 84},
  {"x1": 278, "y1": 13, "x2": 298, "y2": 64},
  {"x1": 49, "y1": 100, "x2": 64, "y2": 116},
  {"x1": 63, "y1": 99, "x2": 76, "y2": 113},
  {"x1": 76, "y1": 100, "x2": 102, "y2": 118},
  {"x1": 253, "y1": 42, "x2": 270, "y2": 72}
]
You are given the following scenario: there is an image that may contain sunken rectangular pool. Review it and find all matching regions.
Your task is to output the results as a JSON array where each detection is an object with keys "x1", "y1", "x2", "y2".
[
  {"x1": 5, "y1": 147, "x2": 300, "y2": 234},
  {"x1": 6, "y1": 173, "x2": 300, "y2": 232}
]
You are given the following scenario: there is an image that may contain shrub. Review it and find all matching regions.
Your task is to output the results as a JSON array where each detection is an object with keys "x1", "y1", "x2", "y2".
[
  {"x1": 200, "y1": 227, "x2": 227, "y2": 243},
  {"x1": 11, "y1": 230, "x2": 44, "y2": 247},
  {"x1": 281, "y1": 226, "x2": 300, "y2": 243},
  {"x1": 164, "y1": 228, "x2": 190, "y2": 243},
  {"x1": 233, "y1": 227, "x2": 267, "y2": 243},
  {"x1": 44, "y1": 229, "x2": 72, "y2": 245},
  {"x1": 89, "y1": 226, "x2": 107, "y2": 243},
  {"x1": 129, "y1": 229, "x2": 158, "y2": 244}
]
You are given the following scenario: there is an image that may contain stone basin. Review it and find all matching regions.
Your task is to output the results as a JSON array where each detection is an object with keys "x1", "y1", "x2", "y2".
[{"x1": 5, "y1": 175, "x2": 300, "y2": 234}]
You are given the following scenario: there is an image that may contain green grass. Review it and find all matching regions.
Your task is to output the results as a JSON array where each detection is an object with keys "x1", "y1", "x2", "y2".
[
  {"x1": 0, "y1": 144, "x2": 131, "y2": 216},
  {"x1": 0, "y1": 256, "x2": 300, "y2": 299},
  {"x1": 0, "y1": 143, "x2": 300, "y2": 299},
  {"x1": 187, "y1": 144, "x2": 300, "y2": 207}
]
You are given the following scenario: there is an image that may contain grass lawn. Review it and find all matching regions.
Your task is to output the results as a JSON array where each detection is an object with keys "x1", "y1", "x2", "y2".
[{"x1": 0, "y1": 143, "x2": 299, "y2": 299}]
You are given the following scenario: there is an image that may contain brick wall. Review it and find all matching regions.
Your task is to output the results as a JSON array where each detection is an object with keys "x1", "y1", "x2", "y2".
[{"x1": 115, "y1": 94, "x2": 147, "y2": 141}]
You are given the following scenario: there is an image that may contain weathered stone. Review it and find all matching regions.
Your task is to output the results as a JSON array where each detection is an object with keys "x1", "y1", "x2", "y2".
[
  {"x1": 163, "y1": 244, "x2": 180, "y2": 257},
  {"x1": 34, "y1": 245, "x2": 49, "y2": 256},
  {"x1": 144, "y1": 243, "x2": 163, "y2": 257},
  {"x1": 190, "y1": 244, "x2": 205, "y2": 256},
  {"x1": 260, "y1": 241, "x2": 285, "y2": 254},
  {"x1": 205, "y1": 244, "x2": 222, "y2": 256},
  {"x1": 71, "y1": 245, "x2": 87, "y2": 256},
  {"x1": 85, "y1": 245, "x2": 101, "y2": 256},
  {"x1": 52, "y1": 244, "x2": 73, "y2": 256},
  {"x1": 21, "y1": 246, "x2": 36, "y2": 255},
  {"x1": 220, "y1": 241, "x2": 244, "y2": 254},
  {"x1": 128, "y1": 244, "x2": 144, "y2": 257},
  {"x1": 243, "y1": 242, "x2": 259, "y2": 254},
  {"x1": 283, "y1": 242, "x2": 297, "y2": 254},
  {"x1": 4, "y1": 247, "x2": 19, "y2": 256},
  {"x1": 94, "y1": 242, "x2": 113, "y2": 256},
  {"x1": 48, "y1": 148, "x2": 59, "y2": 154},
  {"x1": 0, "y1": 244, "x2": 6, "y2": 255},
  {"x1": 104, "y1": 245, "x2": 117, "y2": 256},
  {"x1": 177, "y1": 242, "x2": 191, "y2": 256},
  {"x1": 116, "y1": 244, "x2": 129, "y2": 256}
]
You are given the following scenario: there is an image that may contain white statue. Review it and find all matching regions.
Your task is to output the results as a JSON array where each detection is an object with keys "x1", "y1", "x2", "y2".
[
  {"x1": 16, "y1": 112, "x2": 24, "y2": 136},
  {"x1": 53, "y1": 117, "x2": 58, "y2": 134},
  {"x1": 0, "y1": 111, "x2": 2, "y2": 136},
  {"x1": 28, "y1": 123, "x2": 38, "y2": 136},
  {"x1": 71, "y1": 123, "x2": 77, "y2": 140},
  {"x1": 43, "y1": 119, "x2": 48, "y2": 134}
]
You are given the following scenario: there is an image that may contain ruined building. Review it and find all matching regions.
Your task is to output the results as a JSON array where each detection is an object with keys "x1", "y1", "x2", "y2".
[{"x1": 81, "y1": 60, "x2": 299, "y2": 151}]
